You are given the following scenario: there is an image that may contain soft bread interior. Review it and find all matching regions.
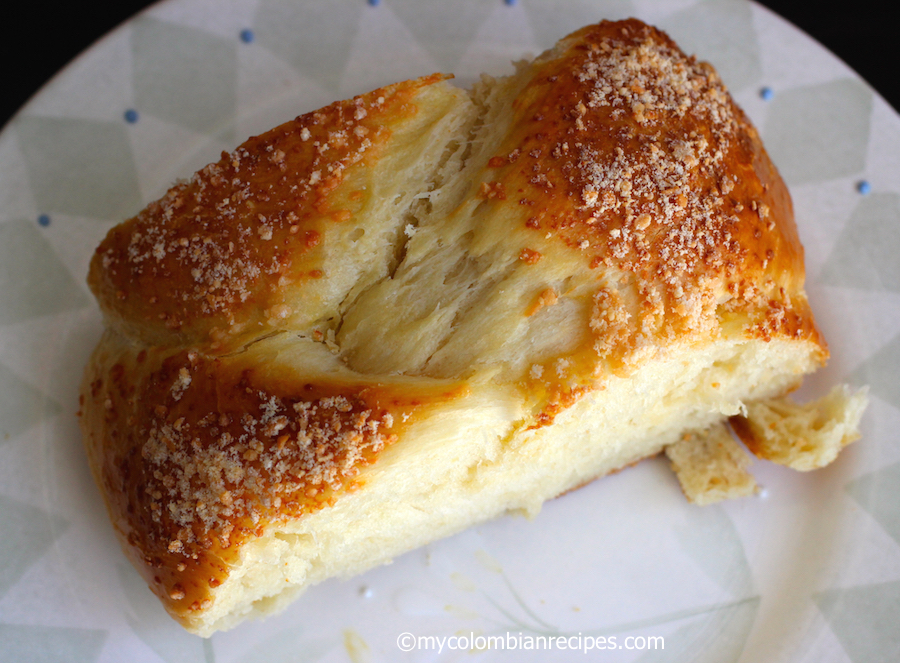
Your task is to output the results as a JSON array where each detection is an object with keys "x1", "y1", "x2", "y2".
[
  {"x1": 338, "y1": 71, "x2": 592, "y2": 380},
  {"x1": 195, "y1": 334, "x2": 818, "y2": 635},
  {"x1": 731, "y1": 385, "x2": 868, "y2": 471}
]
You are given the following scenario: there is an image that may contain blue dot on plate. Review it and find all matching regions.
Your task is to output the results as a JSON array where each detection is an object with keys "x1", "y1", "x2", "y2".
[
  {"x1": 367, "y1": 0, "x2": 380, "y2": 6},
  {"x1": 504, "y1": 0, "x2": 517, "y2": 5},
  {"x1": 240, "y1": 28, "x2": 254, "y2": 43},
  {"x1": 760, "y1": 87, "x2": 774, "y2": 101},
  {"x1": 37, "y1": 214, "x2": 51, "y2": 227},
  {"x1": 124, "y1": 108, "x2": 139, "y2": 123},
  {"x1": 857, "y1": 180, "x2": 871, "y2": 195}
]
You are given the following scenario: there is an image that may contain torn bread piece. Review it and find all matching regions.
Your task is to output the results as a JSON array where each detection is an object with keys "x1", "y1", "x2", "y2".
[
  {"x1": 80, "y1": 18, "x2": 866, "y2": 636},
  {"x1": 731, "y1": 385, "x2": 869, "y2": 471},
  {"x1": 666, "y1": 424, "x2": 758, "y2": 505}
]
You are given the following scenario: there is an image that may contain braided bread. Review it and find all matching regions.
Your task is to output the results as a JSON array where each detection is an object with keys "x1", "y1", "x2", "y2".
[{"x1": 80, "y1": 19, "x2": 849, "y2": 635}]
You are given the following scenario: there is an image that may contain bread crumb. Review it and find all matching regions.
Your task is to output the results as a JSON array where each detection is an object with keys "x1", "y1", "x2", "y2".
[
  {"x1": 666, "y1": 423, "x2": 757, "y2": 505},
  {"x1": 730, "y1": 384, "x2": 868, "y2": 471}
]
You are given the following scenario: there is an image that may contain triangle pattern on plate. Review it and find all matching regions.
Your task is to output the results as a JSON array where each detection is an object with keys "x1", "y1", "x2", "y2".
[
  {"x1": 0, "y1": 623, "x2": 106, "y2": 663},
  {"x1": 116, "y1": 563, "x2": 212, "y2": 662},
  {"x1": 455, "y1": 0, "x2": 537, "y2": 82},
  {"x1": 0, "y1": 362, "x2": 61, "y2": 444},
  {"x1": 131, "y1": 16, "x2": 238, "y2": 143},
  {"x1": 253, "y1": 0, "x2": 363, "y2": 93},
  {"x1": 0, "y1": 495, "x2": 68, "y2": 599},
  {"x1": 846, "y1": 461, "x2": 900, "y2": 548},
  {"x1": 659, "y1": 0, "x2": 761, "y2": 93},
  {"x1": 521, "y1": 0, "x2": 636, "y2": 60},
  {"x1": 388, "y1": 0, "x2": 496, "y2": 73},
  {"x1": 819, "y1": 193, "x2": 900, "y2": 294},
  {"x1": 236, "y1": 630, "x2": 336, "y2": 663},
  {"x1": 673, "y1": 504, "x2": 754, "y2": 597},
  {"x1": 1, "y1": 1, "x2": 899, "y2": 660},
  {"x1": 814, "y1": 580, "x2": 900, "y2": 663},
  {"x1": 14, "y1": 116, "x2": 142, "y2": 221},
  {"x1": 762, "y1": 78, "x2": 873, "y2": 186},
  {"x1": 339, "y1": 2, "x2": 439, "y2": 95},
  {"x1": 850, "y1": 331, "x2": 900, "y2": 411},
  {"x1": 0, "y1": 219, "x2": 90, "y2": 326},
  {"x1": 635, "y1": 597, "x2": 760, "y2": 663}
]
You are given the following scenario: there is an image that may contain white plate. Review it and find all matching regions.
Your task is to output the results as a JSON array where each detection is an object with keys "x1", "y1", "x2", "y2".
[{"x1": 1, "y1": 1, "x2": 898, "y2": 661}]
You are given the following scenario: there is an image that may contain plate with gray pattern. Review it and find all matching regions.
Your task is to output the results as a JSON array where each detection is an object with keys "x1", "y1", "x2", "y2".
[{"x1": 1, "y1": 1, "x2": 898, "y2": 661}]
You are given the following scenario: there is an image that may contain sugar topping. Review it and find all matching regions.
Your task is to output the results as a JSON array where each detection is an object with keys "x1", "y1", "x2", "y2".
[
  {"x1": 135, "y1": 355, "x2": 398, "y2": 561},
  {"x1": 501, "y1": 21, "x2": 788, "y2": 358},
  {"x1": 557, "y1": 29, "x2": 744, "y2": 280},
  {"x1": 94, "y1": 80, "x2": 414, "y2": 334}
]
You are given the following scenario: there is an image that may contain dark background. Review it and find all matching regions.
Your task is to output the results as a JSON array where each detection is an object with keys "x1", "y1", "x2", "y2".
[{"x1": 1, "y1": 1, "x2": 895, "y2": 130}]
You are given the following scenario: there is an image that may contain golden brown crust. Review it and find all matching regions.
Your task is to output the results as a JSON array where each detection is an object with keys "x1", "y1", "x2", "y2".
[
  {"x1": 483, "y1": 20, "x2": 822, "y2": 355},
  {"x1": 81, "y1": 333, "x2": 468, "y2": 621},
  {"x1": 89, "y1": 74, "x2": 451, "y2": 354},
  {"x1": 439, "y1": 19, "x2": 826, "y2": 425},
  {"x1": 80, "y1": 19, "x2": 830, "y2": 633}
]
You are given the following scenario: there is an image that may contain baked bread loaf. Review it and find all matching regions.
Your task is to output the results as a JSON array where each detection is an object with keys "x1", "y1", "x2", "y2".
[{"x1": 80, "y1": 19, "x2": 863, "y2": 636}]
